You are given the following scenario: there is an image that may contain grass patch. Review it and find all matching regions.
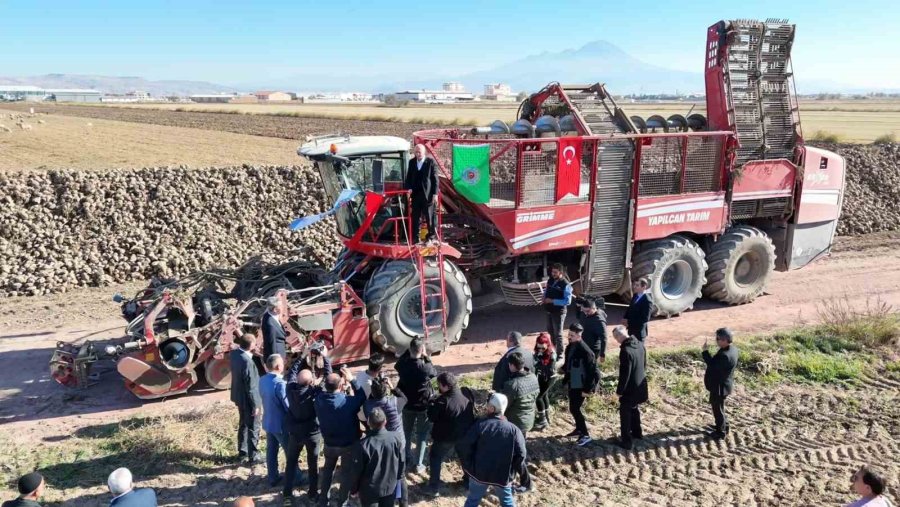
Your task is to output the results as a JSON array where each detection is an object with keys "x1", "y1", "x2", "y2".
[
  {"x1": 817, "y1": 296, "x2": 899, "y2": 347},
  {"x1": 1, "y1": 406, "x2": 239, "y2": 490},
  {"x1": 783, "y1": 351, "x2": 864, "y2": 382},
  {"x1": 810, "y1": 130, "x2": 844, "y2": 143},
  {"x1": 873, "y1": 132, "x2": 897, "y2": 144}
]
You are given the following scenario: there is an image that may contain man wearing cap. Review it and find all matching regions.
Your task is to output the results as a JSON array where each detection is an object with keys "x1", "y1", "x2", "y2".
[
  {"x1": 562, "y1": 323, "x2": 600, "y2": 447},
  {"x1": 107, "y1": 467, "x2": 157, "y2": 506},
  {"x1": 404, "y1": 143, "x2": 439, "y2": 242},
  {"x1": 3, "y1": 472, "x2": 44, "y2": 507},
  {"x1": 703, "y1": 328, "x2": 739, "y2": 439},
  {"x1": 457, "y1": 393, "x2": 527, "y2": 507},
  {"x1": 261, "y1": 296, "x2": 287, "y2": 360}
]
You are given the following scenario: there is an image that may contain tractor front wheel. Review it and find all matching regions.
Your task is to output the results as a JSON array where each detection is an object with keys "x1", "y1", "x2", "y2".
[{"x1": 364, "y1": 259, "x2": 472, "y2": 355}]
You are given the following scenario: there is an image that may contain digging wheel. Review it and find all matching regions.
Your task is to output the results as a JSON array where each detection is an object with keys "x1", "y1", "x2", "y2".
[
  {"x1": 703, "y1": 225, "x2": 776, "y2": 304},
  {"x1": 632, "y1": 235, "x2": 708, "y2": 317},
  {"x1": 203, "y1": 356, "x2": 231, "y2": 390},
  {"x1": 364, "y1": 259, "x2": 472, "y2": 355}
]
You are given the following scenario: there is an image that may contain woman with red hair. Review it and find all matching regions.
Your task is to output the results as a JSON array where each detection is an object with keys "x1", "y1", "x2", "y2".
[{"x1": 532, "y1": 332, "x2": 558, "y2": 431}]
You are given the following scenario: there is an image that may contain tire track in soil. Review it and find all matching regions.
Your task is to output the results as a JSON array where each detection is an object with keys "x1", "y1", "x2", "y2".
[{"x1": 522, "y1": 379, "x2": 899, "y2": 506}]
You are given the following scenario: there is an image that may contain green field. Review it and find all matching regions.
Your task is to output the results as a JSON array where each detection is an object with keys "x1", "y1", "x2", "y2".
[{"x1": 98, "y1": 99, "x2": 900, "y2": 143}]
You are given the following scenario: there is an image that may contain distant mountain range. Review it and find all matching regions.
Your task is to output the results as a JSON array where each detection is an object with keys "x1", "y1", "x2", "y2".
[
  {"x1": 4, "y1": 41, "x2": 897, "y2": 96},
  {"x1": 0, "y1": 74, "x2": 238, "y2": 97},
  {"x1": 376, "y1": 40, "x2": 703, "y2": 95}
]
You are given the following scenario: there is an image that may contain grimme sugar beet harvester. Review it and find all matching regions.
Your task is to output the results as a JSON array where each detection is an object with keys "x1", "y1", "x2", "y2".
[{"x1": 51, "y1": 19, "x2": 844, "y2": 399}]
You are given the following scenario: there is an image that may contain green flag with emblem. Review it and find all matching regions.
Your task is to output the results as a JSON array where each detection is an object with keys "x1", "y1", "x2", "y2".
[{"x1": 451, "y1": 144, "x2": 491, "y2": 204}]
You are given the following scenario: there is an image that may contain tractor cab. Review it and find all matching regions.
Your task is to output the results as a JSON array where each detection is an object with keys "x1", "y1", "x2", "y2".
[{"x1": 298, "y1": 135, "x2": 411, "y2": 240}]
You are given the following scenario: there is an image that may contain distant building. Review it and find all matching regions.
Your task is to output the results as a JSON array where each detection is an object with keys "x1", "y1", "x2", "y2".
[
  {"x1": 254, "y1": 91, "x2": 292, "y2": 102},
  {"x1": 0, "y1": 85, "x2": 47, "y2": 102},
  {"x1": 442, "y1": 82, "x2": 465, "y2": 92},
  {"x1": 127, "y1": 90, "x2": 151, "y2": 101},
  {"x1": 228, "y1": 94, "x2": 258, "y2": 104},
  {"x1": 47, "y1": 89, "x2": 102, "y2": 103},
  {"x1": 303, "y1": 92, "x2": 378, "y2": 103},
  {"x1": 190, "y1": 94, "x2": 237, "y2": 103},
  {"x1": 482, "y1": 83, "x2": 515, "y2": 101},
  {"x1": 395, "y1": 89, "x2": 475, "y2": 103}
]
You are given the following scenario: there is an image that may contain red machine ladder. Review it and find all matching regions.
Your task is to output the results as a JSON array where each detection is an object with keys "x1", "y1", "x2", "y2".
[{"x1": 411, "y1": 199, "x2": 448, "y2": 346}]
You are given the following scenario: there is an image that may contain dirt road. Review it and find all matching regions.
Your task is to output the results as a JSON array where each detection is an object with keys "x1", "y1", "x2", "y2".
[{"x1": 2, "y1": 232, "x2": 899, "y2": 434}]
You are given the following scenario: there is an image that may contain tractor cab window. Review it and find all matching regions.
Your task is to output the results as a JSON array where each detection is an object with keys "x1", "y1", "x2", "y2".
[{"x1": 314, "y1": 153, "x2": 406, "y2": 239}]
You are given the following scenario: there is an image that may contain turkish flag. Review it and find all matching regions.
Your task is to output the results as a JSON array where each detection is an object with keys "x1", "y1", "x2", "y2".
[{"x1": 556, "y1": 137, "x2": 583, "y2": 202}]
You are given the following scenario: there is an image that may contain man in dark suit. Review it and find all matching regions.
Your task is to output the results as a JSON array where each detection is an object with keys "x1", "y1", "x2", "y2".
[
  {"x1": 703, "y1": 327, "x2": 740, "y2": 439},
  {"x1": 404, "y1": 143, "x2": 439, "y2": 242},
  {"x1": 231, "y1": 333, "x2": 263, "y2": 463},
  {"x1": 349, "y1": 408, "x2": 406, "y2": 507},
  {"x1": 612, "y1": 326, "x2": 648, "y2": 450},
  {"x1": 491, "y1": 331, "x2": 535, "y2": 392},
  {"x1": 623, "y1": 277, "x2": 653, "y2": 341},
  {"x1": 261, "y1": 296, "x2": 287, "y2": 360},
  {"x1": 107, "y1": 468, "x2": 157, "y2": 507}
]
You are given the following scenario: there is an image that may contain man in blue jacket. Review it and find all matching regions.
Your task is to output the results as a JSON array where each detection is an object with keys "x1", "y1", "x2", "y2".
[
  {"x1": 457, "y1": 393, "x2": 527, "y2": 507},
  {"x1": 314, "y1": 366, "x2": 367, "y2": 507},
  {"x1": 260, "y1": 354, "x2": 290, "y2": 487},
  {"x1": 107, "y1": 468, "x2": 157, "y2": 507},
  {"x1": 543, "y1": 263, "x2": 573, "y2": 354}
]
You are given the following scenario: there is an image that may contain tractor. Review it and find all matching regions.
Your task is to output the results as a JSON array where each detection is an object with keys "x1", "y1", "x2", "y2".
[{"x1": 50, "y1": 19, "x2": 845, "y2": 399}]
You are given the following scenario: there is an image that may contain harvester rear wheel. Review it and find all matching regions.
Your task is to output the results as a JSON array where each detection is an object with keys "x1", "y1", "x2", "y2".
[
  {"x1": 632, "y1": 235, "x2": 707, "y2": 317},
  {"x1": 364, "y1": 259, "x2": 472, "y2": 355},
  {"x1": 703, "y1": 225, "x2": 776, "y2": 304}
]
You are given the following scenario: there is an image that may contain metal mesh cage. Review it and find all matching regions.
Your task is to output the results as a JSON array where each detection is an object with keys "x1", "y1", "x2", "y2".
[
  {"x1": 638, "y1": 138, "x2": 683, "y2": 196},
  {"x1": 520, "y1": 143, "x2": 557, "y2": 208}
]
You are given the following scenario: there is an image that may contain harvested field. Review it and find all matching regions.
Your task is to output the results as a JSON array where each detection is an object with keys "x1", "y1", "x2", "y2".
[
  {"x1": 1, "y1": 314, "x2": 898, "y2": 506},
  {"x1": 0, "y1": 109, "x2": 302, "y2": 172},
  {"x1": 11, "y1": 99, "x2": 899, "y2": 143},
  {"x1": 2, "y1": 103, "x2": 440, "y2": 142}
]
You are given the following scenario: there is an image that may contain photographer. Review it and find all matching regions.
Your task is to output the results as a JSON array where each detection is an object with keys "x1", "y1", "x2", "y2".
[
  {"x1": 286, "y1": 340, "x2": 332, "y2": 383},
  {"x1": 577, "y1": 296, "x2": 608, "y2": 362}
]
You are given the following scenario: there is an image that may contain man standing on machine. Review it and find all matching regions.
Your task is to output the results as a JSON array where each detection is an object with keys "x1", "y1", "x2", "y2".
[{"x1": 404, "y1": 143, "x2": 439, "y2": 243}]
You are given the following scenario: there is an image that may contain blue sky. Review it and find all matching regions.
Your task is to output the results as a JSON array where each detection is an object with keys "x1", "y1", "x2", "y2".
[{"x1": 1, "y1": 0, "x2": 898, "y2": 90}]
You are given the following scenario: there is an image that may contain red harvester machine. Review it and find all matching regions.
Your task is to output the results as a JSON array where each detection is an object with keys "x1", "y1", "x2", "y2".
[{"x1": 51, "y1": 19, "x2": 844, "y2": 399}]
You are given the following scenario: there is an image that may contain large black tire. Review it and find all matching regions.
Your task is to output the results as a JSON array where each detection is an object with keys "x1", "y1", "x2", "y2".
[
  {"x1": 632, "y1": 235, "x2": 707, "y2": 317},
  {"x1": 703, "y1": 225, "x2": 776, "y2": 304},
  {"x1": 364, "y1": 259, "x2": 472, "y2": 355}
]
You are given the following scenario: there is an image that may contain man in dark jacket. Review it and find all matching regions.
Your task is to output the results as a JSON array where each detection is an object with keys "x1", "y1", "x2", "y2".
[
  {"x1": 395, "y1": 337, "x2": 436, "y2": 473},
  {"x1": 622, "y1": 277, "x2": 653, "y2": 341},
  {"x1": 314, "y1": 366, "x2": 367, "y2": 507},
  {"x1": 543, "y1": 263, "x2": 573, "y2": 353},
  {"x1": 349, "y1": 408, "x2": 406, "y2": 507},
  {"x1": 613, "y1": 326, "x2": 649, "y2": 450},
  {"x1": 283, "y1": 368, "x2": 325, "y2": 502},
  {"x1": 404, "y1": 143, "x2": 439, "y2": 242},
  {"x1": 562, "y1": 323, "x2": 600, "y2": 446},
  {"x1": 3, "y1": 472, "x2": 44, "y2": 507},
  {"x1": 424, "y1": 372, "x2": 475, "y2": 496},
  {"x1": 261, "y1": 296, "x2": 287, "y2": 360},
  {"x1": 230, "y1": 333, "x2": 262, "y2": 463},
  {"x1": 491, "y1": 331, "x2": 535, "y2": 392},
  {"x1": 703, "y1": 327, "x2": 740, "y2": 439},
  {"x1": 578, "y1": 297, "x2": 608, "y2": 361},
  {"x1": 458, "y1": 393, "x2": 526, "y2": 507}
]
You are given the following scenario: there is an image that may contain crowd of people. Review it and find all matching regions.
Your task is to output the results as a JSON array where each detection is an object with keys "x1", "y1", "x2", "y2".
[{"x1": 4, "y1": 274, "x2": 894, "y2": 506}]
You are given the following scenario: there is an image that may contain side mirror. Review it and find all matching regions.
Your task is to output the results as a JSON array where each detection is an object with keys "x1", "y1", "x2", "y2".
[{"x1": 372, "y1": 159, "x2": 384, "y2": 193}]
